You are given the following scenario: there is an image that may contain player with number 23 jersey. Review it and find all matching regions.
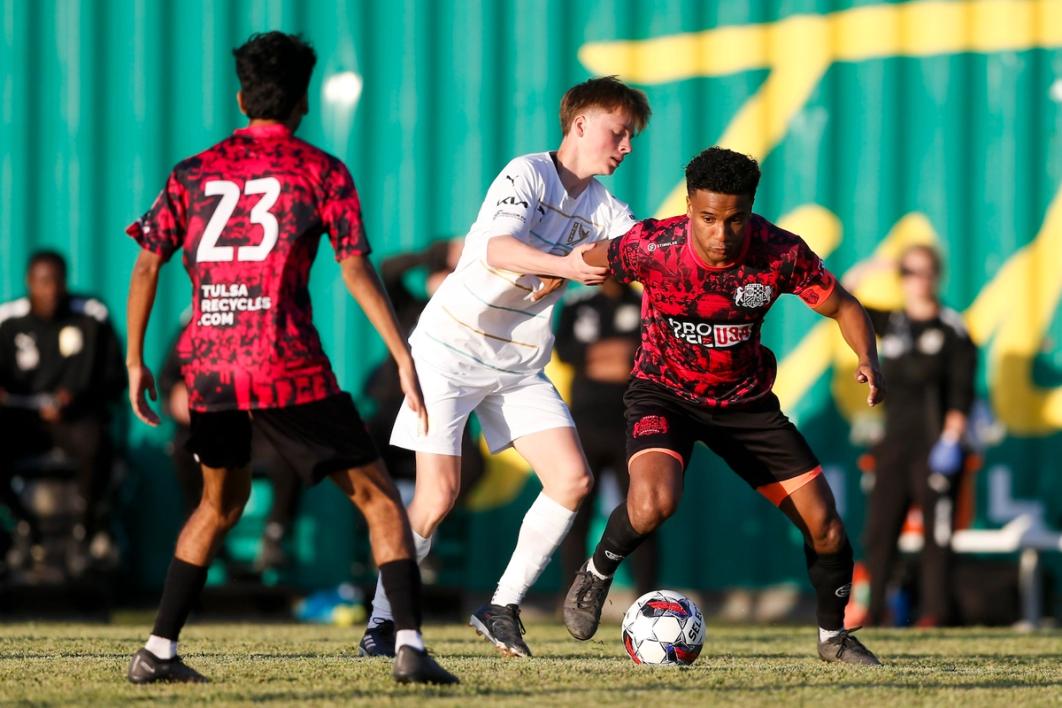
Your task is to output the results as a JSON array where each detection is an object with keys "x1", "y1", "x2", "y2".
[{"x1": 127, "y1": 123, "x2": 367, "y2": 411}]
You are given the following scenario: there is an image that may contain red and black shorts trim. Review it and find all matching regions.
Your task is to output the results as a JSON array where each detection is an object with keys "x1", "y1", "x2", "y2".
[
  {"x1": 624, "y1": 378, "x2": 821, "y2": 505},
  {"x1": 187, "y1": 393, "x2": 380, "y2": 486}
]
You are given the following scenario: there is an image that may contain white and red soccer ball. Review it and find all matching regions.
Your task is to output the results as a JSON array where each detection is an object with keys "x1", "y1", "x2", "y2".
[{"x1": 621, "y1": 590, "x2": 706, "y2": 666}]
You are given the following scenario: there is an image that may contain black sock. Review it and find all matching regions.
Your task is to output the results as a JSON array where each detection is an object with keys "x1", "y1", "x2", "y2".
[
  {"x1": 152, "y1": 557, "x2": 209, "y2": 640},
  {"x1": 591, "y1": 504, "x2": 648, "y2": 577},
  {"x1": 804, "y1": 536, "x2": 854, "y2": 631},
  {"x1": 379, "y1": 558, "x2": 422, "y2": 631}
]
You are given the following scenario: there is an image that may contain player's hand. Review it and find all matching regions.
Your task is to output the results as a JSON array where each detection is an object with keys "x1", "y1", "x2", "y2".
[
  {"x1": 562, "y1": 244, "x2": 608, "y2": 285},
  {"x1": 530, "y1": 276, "x2": 567, "y2": 303},
  {"x1": 127, "y1": 362, "x2": 160, "y2": 427},
  {"x1": 398, "y1": 361, "x2": 429, "y2": 436},
  {"x1": 855, "y1": 361, "x2": 885, "y2": 407}
]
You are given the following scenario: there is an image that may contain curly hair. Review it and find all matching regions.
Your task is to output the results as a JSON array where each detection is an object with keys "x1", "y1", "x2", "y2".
[
  {"x1": 560, "y1": 76, "x2": 651, "y2": 135},
  {"x1": 685, "y1": 147, "x2": 761, "y2": 198},
  {"x1": 233, "y1": 32, "x2": 317, "y2": 120}
]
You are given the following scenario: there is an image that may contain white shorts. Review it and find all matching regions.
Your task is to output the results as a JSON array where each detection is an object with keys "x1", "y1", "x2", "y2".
[{"x1": 390, "y1": 368, "x2": 575, "y2": 456}]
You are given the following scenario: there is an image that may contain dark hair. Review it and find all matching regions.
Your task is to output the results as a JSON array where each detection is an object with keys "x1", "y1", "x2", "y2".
[
  {"x1": 559, "y1": 76, "x2": 651, "y2": 135},
  {"x1": 233, "y1": 32, "x2": 317, "y2": 120},
  {"x1": 685, "y1": 146, "x2": 761, "y2": 199},
  {"x1": 27, "y1": 249, "x2": 67, "y2": 279}
]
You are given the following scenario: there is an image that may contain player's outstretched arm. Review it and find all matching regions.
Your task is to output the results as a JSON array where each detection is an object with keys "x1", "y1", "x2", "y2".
[
  {"x1": 529, "y1": 240, "x2": 613, "y2": 303},
  {"x1": 125, "y1": 250, "x2": 164, "y2": 427},
  {"x1": 487, "y1": 236, "x2": 607, "y2": 284},
  {"x1": 812, "y1": 283, "x2": 886, "y2": 407},
  {"x1": 339, "y1": 254, "x2": 428, "y2": 433}
]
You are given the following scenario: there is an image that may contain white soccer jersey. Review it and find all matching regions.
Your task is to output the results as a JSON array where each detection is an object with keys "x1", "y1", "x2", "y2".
[{"x1": 411, "y1": 152, "x2": 636, "y2": 382}]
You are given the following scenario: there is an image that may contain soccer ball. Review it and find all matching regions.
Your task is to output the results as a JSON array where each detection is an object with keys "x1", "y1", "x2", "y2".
[{"x1": 621, "y1": 590, "x2": 705, "y2": 665}]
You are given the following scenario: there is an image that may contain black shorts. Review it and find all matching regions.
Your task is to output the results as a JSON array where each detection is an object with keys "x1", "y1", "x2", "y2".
[
  {"x1": 624, "y1": 378, "x2": 820, "y2": 503},
  {"x1": 187, "y1": 393, "x2": 379, "y2": 486}
]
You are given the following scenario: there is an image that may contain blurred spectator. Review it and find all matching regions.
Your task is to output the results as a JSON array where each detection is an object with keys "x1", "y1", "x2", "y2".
[
  {"x1": 849, "y1": 245, "x2": 978, "y2": 626},
  {"x1": 363, "y1": 240, "x2": 484, "y2": 498},
  {"x1": 555, "y1": 280, "x2": 657, "y2": 599},
  {"x1": 159, "y1": 328, "x2": 302, "y2": 574},
  {"x1": 0, "y1": 250, "x2": 125, "y2": 571}
]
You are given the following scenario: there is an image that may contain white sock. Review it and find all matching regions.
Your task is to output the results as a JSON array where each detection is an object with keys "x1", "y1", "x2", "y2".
[
  {"x1": 369, "y1": 531, "x2": 432, "y2": 624},
  {"x1": 395, "y1": 629, "x2": 425, "y2": 652},
  {"x1": 145, "y1": 634, "x2": 177, "y2": 660},
  {"x1": 587, "y1": 557, "x2": 612, "y2": 580},
  {"x1": 491, "y1": 493, "x2": 576, "y2": 607},
  {"x1": 819, "y1": 627, "x2": 844, "y2": 642}
]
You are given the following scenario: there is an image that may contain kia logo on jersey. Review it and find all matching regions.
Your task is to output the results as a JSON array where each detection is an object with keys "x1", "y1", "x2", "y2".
[
  {"x1": 734, "y1": 283, "x2": 773, "y2": 308},
  {"x1": 667, "y1": 318, "x2": 753, "y2": 348}
]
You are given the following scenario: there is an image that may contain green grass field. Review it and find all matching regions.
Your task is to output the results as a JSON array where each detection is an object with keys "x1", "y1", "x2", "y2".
[{"x1": 0, "y1": 622, "x2": 1059, "y2": 706}]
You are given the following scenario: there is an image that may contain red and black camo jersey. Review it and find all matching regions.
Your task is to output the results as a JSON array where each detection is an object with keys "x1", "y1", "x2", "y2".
[
  {"x1": 127, "y1": 123, "x2": 370, "y2": 412},
  {"x1": 608, "y1": 213, "x2": 836, "y2": 407}
]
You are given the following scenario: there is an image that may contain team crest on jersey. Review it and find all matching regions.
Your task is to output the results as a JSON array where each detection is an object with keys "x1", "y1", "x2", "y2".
[
  {"x1": 734, "y1": 283, "x2": 773, "y2": 308},
  {"x1": 566, "y1": 222, "x2": 591, "y2": 244}
]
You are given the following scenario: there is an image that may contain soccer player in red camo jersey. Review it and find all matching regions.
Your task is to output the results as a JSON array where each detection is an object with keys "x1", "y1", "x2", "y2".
[
  {"x1": 122, "y1": 32, "x2": 457, "y2": 685},
  {"x1": 560, "y1": 147, "x2": 886, "y2": 666}
]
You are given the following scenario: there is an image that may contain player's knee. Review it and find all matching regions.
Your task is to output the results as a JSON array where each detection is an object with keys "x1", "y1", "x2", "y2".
[
  {"x1": 810, "y1": 514, "x2": 846, "y2": 554},
  {"x1": 628, "y1": 492, "x2": 676, "y2": 533},
  {"x1": 569, "y1": 470, "x2": 594, "y2": 504}
]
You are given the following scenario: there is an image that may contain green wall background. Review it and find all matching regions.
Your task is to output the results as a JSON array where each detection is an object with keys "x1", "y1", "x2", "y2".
[{"x1": 2, "y1": 0, "x2": 1060, "y2": 602}]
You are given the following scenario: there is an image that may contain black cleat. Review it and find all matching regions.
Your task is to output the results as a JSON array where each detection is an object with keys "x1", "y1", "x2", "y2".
[
  {"x1": 469, "y1": 603, "x2": 532, "y2": 657},
  {"x1": 127, "y1": 648, "x2": 209, "y2": 684},
  {"x1": 359, "y1": 619, "x2": 396, "y2": 658},
  {"x1": 392, "y1": 645, "x2": 459, "y2": 685},
  {"x1": 818, "y1": 627, "x2": 882, "y2": 666},
  {"x1": 563, "y1": 560, "x2": 614, "y2": 641}
]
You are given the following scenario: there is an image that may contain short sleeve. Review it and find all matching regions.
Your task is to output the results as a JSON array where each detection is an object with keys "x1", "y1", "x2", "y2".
[
  {"x1": 321, "y1": 161, "x2": 371, "y2": 261},
  {"x1": 787, "y1": 237, "x2": 837, "y2": 308},
  {"x1": 126, "y1": 171, "x2": 187, "y2": 262},
  {"x1": 607, "y1": 221, "x2": 648, "y2": 284},
  {"x1": 605, "y1": 194, "x2": 637, "y2": 240},
  {"x1": 481, "y1": 158, "x2": 541, "y2": 240}
]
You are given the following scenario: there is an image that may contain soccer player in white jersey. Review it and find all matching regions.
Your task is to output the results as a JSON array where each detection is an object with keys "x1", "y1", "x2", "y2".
[{"x1": 359, "y1": 77, "x2": 651, "y2": 658}]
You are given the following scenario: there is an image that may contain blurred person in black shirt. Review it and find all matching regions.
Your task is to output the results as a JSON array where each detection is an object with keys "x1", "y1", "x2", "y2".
[
  {"x1": 158, "y1": 327, "x2": 302, "y2": 574},
  {"x1": 555, "y1": 280, "x2": 657, "y2": 599},
  {"x1": 850, "y1": 245, "x2": 977, "y2": 626},
  {"x1": 0, "y1": 250, "x2": 125, "y2": 568}
]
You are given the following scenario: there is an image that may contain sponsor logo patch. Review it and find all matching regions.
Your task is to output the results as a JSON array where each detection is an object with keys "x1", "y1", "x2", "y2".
[
  {"x1": 834, "y1": 583, "x2": 852, "y2": 598},
  {"x1": 632, "y1": 415, "x2": 669, "y2": 438},
  {"x1": 667, "y1": 318, "x2": 754, "y2": 348}
]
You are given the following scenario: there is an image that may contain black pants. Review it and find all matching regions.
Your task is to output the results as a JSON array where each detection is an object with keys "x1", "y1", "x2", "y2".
[
  {"x1": 0, "y1": 408, "x2": 114, "y2": 536},
  {"x1": 863, "y1": 445, "x2": 961, "y2": 624}
]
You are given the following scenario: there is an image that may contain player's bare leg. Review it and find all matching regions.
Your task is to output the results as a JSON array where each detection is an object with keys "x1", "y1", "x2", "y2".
[
  {"x1": 361, "y1": 452, "x2": 460, "y2": 657},
  {"x1": 469, "y1": 427, "x2": 592, "y2": 657},
  {"x1": 330, "y1": 460, "x2": 457, "y2": 684},
  {"x1": 779, "y1": 474, "x2": 881, "y2": 666},
  {"x1": 564, "y1": 450, "x2": 682, "y2": 640},
  {"x1": 129, "y1": 464, "x2": 251, "y2": 684},
  {"x1": 174, "y1": 464, "x2": 253, "y2": 565}
]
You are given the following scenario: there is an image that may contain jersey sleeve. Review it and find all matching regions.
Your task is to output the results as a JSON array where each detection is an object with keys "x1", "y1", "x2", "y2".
[
  {"x1": 321, "y1": 161, "x2": 371, "y2": 261},
  {"x1": 864, "y1": 307, "x2": 890, "y2": 337},
  {"x1": 604, "y1": 194, "x2": 638, "y2": 240},
  {"x1": 126, "y1": 171, "x2": 187, "y2": 261},
  {"x1": 944, "y1": 315, "x2": 978, "y2": 414},
  {"x1": 480, "y1": 157, "x2": 541, "y2": 241},
  {"x1": 787, "y1": 237, "x2": 837, "y2": 307},
  {"x1": 606, "y1": 221, "x2": 649, "y2": 284}
]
